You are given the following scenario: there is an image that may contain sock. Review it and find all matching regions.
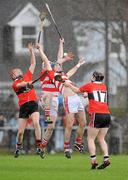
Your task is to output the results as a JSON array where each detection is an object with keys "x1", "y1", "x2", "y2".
[
  {"x1": 75, "y1": 137, "x2": 82, "y2": 145},
  {"x1": 36, "y1": 139, "x2": 42, "y2": 148},
  {"x1": 41, "y1": 138, "x2": 48, "y2": 149},
  {"x1": 91, "y1": 155, "x2": 97, "y2": 164},
  {"x1": 64, "y1": 141, "x2": 70, "y2": 151},
  {"x1": 104, "y1": 156, "x2": 109, "y2": 162},
  {"x1": 16, "y1": 142, "x2": 22, "y2": 149},
  {"x1": 45, "y1": 108, "x2": 51, "y2": 122}
]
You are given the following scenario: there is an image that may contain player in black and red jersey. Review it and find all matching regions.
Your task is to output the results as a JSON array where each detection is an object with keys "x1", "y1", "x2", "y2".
[
  {"x1": 10, "y1": 43, "x2": 44, "y2": 158},
  {"x1": 65, "y1": 71, "x2": 111, "y2": 169}
]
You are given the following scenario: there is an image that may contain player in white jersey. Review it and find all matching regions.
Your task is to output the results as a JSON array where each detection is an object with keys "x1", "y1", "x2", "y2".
[{"x1": 36, "y1": 43, "x2": 86, "y2": 159}]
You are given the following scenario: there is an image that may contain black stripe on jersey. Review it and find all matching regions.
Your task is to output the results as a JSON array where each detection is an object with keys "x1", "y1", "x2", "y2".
[
  {"x1": 97, "y1": 91, "x2": 101, "y2": 102},
  {"x1": 88, "y1": 93, "x2": 94, "y2": 100}
]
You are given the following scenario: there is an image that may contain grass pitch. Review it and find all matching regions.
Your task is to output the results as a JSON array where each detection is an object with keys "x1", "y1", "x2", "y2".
[{"x1": 0, "y1": 153, "x2": 128, "y2": 180}]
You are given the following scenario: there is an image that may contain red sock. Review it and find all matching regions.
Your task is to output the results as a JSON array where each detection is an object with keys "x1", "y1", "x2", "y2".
[
  {"x1": 41, "y1": 138, "x2": 48, "y2": 149},
  {"x1": 36, "y1": 139, "x2": 42, "y2": 147},
  {"x1": 64, "y1": 141, "x2": 70, "y2": 150},
  {"x1": 75, "y1": 137, "x2": 82, "y2": 145}
]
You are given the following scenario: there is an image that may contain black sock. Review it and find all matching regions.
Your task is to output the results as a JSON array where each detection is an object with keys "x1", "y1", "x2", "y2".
[
  {"x1": 91, "y1": 155, "x2": 96, "y2": 163},
  {"x1": 104, "y1": 156, "x2": 109, "y2": 162}
]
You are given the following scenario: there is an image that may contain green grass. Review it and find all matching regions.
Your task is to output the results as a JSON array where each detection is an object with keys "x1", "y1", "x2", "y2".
[{"x1": 0, "y1": 153, "x2": 128, "y2": 180}]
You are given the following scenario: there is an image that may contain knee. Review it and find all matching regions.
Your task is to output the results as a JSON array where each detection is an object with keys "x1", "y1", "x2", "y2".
[
  {"x1": 65, "y1": 123, "x2": 72, "y2": 131},
  {"x1": 97, "y1": 137, "x2": 105, "y2": 145},
  {"x1": 87, "y1": 136, "x2": 95, "y2": 143},
  {"x1": 79, "y1": 121, "x2": 86, "y2": 128},
  {"x1": 33, "y1": 121, "x2": 40, "y2": 129}
]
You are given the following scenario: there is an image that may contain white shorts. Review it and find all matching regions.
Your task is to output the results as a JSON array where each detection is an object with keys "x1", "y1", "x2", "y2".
[
  {"x1": 64, "y1": 94, "x2": 84, "y2": 114},
  {"x1": 40, "y1": 92, "x2": 59, "y2": 117},
  {"x1": 50, "y1": 96, "x2": 59, "y2": 116}
]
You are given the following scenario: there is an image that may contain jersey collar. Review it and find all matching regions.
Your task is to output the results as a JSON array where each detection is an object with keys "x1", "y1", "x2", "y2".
[{"x1": 93, "y1": 81, "x2": 102, "y2": 84}]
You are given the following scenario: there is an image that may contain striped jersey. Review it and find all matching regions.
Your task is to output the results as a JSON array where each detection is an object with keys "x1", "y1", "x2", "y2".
[
  {"x1": 79, "y1": 81, "x2": 110, "y2": 114},
  {"x1": 39, "y1": 70, "x2": 59, "y2": 94},
  {"x1": 47, "y1": 70, "x2": 70, "y2": 95}
]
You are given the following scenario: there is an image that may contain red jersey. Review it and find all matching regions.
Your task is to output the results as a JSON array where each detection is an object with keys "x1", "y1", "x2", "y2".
[
  {"x1": 12, "y1": 70, "x2": 37, "y2": 106},
  {"x1": 79, "y1": 81, "x2": 110, "y2": 114},
  {"x1": 40, "y1": 70, "x2": 59, "y2": 93}
]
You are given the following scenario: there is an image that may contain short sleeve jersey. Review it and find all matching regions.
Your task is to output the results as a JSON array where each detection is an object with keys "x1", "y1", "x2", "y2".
[
  {"x1": 79, "y1": 82, "x2": 110, "y2": 114},
  {"x1": 40, "y1": 69, "x2": 59, "y2": 93},
  {"x1": 12, "y1": 70, "x2": 37, "y2": 106},
  {"x1": 47, "y1": 70, "x2": 66, "y2": 95}
]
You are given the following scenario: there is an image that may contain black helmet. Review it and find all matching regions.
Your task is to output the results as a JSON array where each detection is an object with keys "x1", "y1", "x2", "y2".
[{"x1": 92, "y1": 71, "x2": 104, "y2": 82}]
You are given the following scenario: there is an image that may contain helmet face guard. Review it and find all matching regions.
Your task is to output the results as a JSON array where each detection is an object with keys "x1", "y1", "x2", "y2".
[
  {"x1": 54, "y1": 74, "x2": 65, "y2": 83},
  {"x1": 92, "y1": 71, "x2": 104, "y2": 82},
  {"x1": 10, "y1": 68, "x2": 23, "y2": 80},
  {"x1": 50, "y1": 62, "x2": 63, "y2": 71}
]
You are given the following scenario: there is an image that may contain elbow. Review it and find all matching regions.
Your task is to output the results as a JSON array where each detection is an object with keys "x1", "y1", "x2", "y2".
[
  {"x1": 31, "y1": 62, "x2": 36, "y2": 67},
  {"x1": 75, "y1": 90, "x2": 79, "y2": 93},
  {"x1": 75, "y1": 89, "x2": 80, "y2": 93}
]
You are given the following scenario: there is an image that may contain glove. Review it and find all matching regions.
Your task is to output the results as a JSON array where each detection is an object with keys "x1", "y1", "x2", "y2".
[{"x1": 26, "y1": 83, "x2": 33, "y2": 90}]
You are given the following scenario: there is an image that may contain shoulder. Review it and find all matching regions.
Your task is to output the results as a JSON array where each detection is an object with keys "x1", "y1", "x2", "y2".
[
  {"x1": 79, "y1": 82, "x2": 92, "y2": 92},
  {"x1": 81, "y1": 82, "x2": 92, "y2": 88},
  {"x1": 25, "y1": 70, "x2": 32, "y2": 76},
  {"x1": 23, "y1": 70, "x2": 32, "y2": 80},
  {"x1": 12, "y1": 79, "x2": 21, "y2": 90}
]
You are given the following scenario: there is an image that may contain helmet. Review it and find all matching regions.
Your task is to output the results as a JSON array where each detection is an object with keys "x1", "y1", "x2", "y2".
[
  {"x1": 92, "y1": 71, "x2": 104, "y2": 82},
  {"x1": 10, "y1": 68, "x2": 23, "y2": 80},
  {"x1": 50, "y1": 61, "x2": 62, "y2": 72},
  {"x1": 50, "y1": 62, "x2": 56, "y2": 69}
]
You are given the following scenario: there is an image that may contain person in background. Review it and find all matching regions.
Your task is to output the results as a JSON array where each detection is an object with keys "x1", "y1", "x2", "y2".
[{"x1": 0, "y1": 113, "x2": 6, "y2": 143}]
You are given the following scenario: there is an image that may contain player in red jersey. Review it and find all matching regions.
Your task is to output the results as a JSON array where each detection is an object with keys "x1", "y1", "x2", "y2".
[
  {"x1": 10, "y1": 43, "x2": 44, "y2": 158},
  {"x1": 36, "y1": 43, "x2": 86, "y2": 159},
  {"x1": 64, "y1": 71, "x2": 111, "y2": 169}
]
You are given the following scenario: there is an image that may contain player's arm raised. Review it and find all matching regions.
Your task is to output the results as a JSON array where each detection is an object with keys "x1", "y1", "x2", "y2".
[
  {"x1": 57, "y1": 38, "x2": 74, "y2": 64},
  {"x1": 28, "y1": 43, "x2": 36, "y2": 74},
  {"x1": 57, "y1": 38, "x2": 64, "y2": 64},
  {"x1": 36, "y1": 43, "x2": 52, "y2": 71},
  {"x1": 66, "y1": 59, "x2": 85, "y2": 78}
]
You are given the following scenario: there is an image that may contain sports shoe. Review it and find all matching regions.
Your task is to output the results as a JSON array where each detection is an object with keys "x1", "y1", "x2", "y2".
[
  {"x1": 36, "y1": 148, "x2": 45, "y2": 159},
  {"x1": 36, "y1": 147, "x2": 42, "y2": 155},
  {"x1": 97, "y1": 160, "x2": 110, "y2": 169},
  {"x1": 74, "y1": 143, "x2": 84, "y2": 153},
  {"x1": 64, "y1": 150, "x2": 71, "y2": 159},
  {"x1": 14, "y1": 149, "x2": 20, "y2": 158},
  {"x1": 91, "y1": 162, "x2": 98, "y2": 169}
]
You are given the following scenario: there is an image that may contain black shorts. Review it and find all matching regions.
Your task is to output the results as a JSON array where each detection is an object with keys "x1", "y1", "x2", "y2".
[
  {"x1": 19, "y1": 101, "x2": 39, "y2": 119},
  {"x1": 89, "y1": 113, "x2": 111, "y2": 128}
]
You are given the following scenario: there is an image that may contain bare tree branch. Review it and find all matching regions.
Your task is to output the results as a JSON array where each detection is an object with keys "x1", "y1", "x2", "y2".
[{"x1": 117, "y1": 52, "x2": 127, "y2": 69}]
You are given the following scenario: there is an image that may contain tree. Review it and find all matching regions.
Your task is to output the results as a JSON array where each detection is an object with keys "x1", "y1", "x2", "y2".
[{"x1": 95, "y1": 0, "x2": 128, "y2": 113}]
